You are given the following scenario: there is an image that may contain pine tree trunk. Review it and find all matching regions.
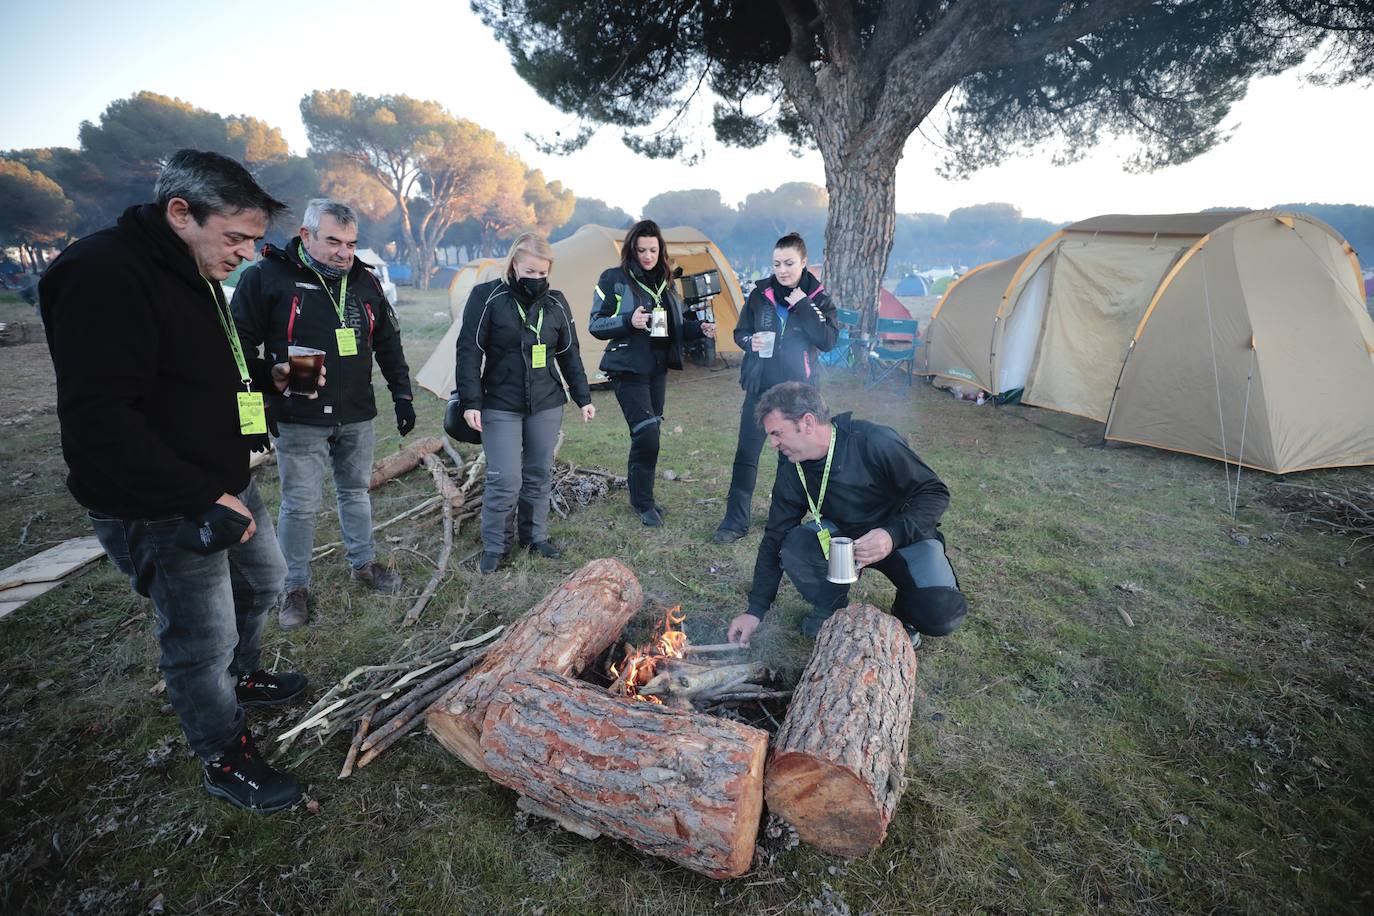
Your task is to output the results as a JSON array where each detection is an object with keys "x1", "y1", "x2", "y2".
[
  {"x1": 820, "y1": 148, "x2": 900, "y2": 334},
  {"x1": 764, "y1": 603, "x2": 918, "y2": 858},
  {"x1": 426, "y1": 559, "x2": 644, "y2": 770},
  {"x1": 481, "y1": 671, "x2": 768, "y2": 879}
]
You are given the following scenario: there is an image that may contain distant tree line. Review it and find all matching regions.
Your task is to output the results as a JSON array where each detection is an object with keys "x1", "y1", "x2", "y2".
[
  {"x1": 5, "y1": 92, "x2": 1370, "y2": 288},
  {"x1": 0, "y1": 91, "x2": 578, "y2": 288}
]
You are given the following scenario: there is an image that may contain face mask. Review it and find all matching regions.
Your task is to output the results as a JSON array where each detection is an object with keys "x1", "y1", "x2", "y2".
[{"x1": 515, "y1": 276, "x2": 549, "y2": 302}]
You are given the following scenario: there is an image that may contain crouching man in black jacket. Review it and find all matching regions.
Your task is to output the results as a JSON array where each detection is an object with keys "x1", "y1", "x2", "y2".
[
  {"x1": 726, "y1": 382, "x2": 967, "y2": 648},
  {"x1": 41, "y1": 149, "x2": 307, "y2": 813},
  {"x1": 232, "y1": 199, "x2": 414, "y2": 629}
]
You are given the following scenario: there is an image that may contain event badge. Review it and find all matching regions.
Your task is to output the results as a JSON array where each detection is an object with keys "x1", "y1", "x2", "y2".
[
  {"x1": 816, "y1": 526, "x2": 831, "y2": 560},
  {"x1": 335, "y1": 327, "x2": 358, "y2": 356},
  {"x1": 237, "y1": 391, "x2": 267, "y2": 436},
  {"x1": 531, "y1": 344, "x2": 547, "y2": 369}
]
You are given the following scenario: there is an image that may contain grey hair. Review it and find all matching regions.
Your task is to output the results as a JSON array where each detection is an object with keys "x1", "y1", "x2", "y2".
[
  {"x1": 302, "y1": 199, "x2": 357, "y2": 234},
  {"x1": 154, "y1": 149, "x2": 286, "y2": 225},
  {"x1": 755, "y1": 381, "x2": 831, "y2": 426}
]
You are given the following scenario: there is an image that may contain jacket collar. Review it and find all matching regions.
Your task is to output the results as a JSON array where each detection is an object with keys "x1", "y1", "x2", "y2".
[
  {"x1": 767, "y1": 268, "x2": 822, "y2": 305},
  {"x1": 119, "y1": 204, "x2": 205, "y2": 289},
  {"x1": 262, "y1": 238, "x2": 375, "y2": 280}
]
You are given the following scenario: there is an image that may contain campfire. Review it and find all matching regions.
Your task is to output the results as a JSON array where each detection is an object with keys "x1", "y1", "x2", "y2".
[
  {"x1": 608, "y1": 606, "x2": 687, "y2": 703},
  {"x1": 301, "y1": 559, "x2": 921, "y2": 879},
  {"x1": 603, "y1": 606, "x2": 789, "y2": 714}
]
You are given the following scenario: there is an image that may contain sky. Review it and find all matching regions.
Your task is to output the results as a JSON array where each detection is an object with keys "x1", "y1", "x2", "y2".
[{"x1": 4, "y1": 0, "x2": 1371, "y2": 225}]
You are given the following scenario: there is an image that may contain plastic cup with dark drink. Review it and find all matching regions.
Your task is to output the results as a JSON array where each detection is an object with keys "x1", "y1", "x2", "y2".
[{"x1": 287, "y1": 346, "x2": 325, "y2": 396}]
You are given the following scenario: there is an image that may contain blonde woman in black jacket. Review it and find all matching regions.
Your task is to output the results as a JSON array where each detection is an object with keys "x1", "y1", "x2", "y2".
[
  {"x1": 454, "y1": 232, "x2": 594, "y2": 573},
  {"x1": 589, "y1": 220, "x2": 715, "y2": 527}
]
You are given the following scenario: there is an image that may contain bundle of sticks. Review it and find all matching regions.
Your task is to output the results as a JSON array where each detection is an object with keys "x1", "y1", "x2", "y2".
[
  {"x1": 1266, "y1": 482, "x2": 1374, "y2": 545},
  {"x1": 274, "y1": 620, "x2": 505, "y2": 778},
  {"x1": 607, "y1": 642, "x2": 792, "y2": 716}
]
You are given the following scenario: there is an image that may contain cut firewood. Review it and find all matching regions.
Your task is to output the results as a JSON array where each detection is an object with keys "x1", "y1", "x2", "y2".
[
  {"x1": 369, "y1": 436, "x2": 444, "y2": 489},
  {"x1": 637, "y1": 661, "x2": 767, "y2": 698},
  {"x1": 764, "y1": 604, "x2": 917, "y2": 858},
  {"x1": 426, "y1": 559, "x2": 644, "y2": 770},
  {"x1": 482, "y1": 671, "x2": 768, "y2": 879}
]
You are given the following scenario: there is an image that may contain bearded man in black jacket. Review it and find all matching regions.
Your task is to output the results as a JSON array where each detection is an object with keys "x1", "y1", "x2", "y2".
[
  {"x1": 41, "y1": 149, "x2": 308, "y2": 813},
  {"x1": 231, "y1": 199, "x2": 413, "y2": 629},
  {"x1": 726, "y1": 382, "x2": 968, "y2": 649}
]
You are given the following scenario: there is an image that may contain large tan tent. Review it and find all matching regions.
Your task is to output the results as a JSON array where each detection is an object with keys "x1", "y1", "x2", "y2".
[
  {"x1": 416, "y1": 224, "x2": 743, "y2": 397},
  {"x1": 921, "y1": 211, "x2": 1374, "y2": 473}
]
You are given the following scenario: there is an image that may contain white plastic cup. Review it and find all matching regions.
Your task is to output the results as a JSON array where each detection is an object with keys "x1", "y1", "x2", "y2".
[{"x1": 755, "y1": 331, "x2": 776, "y2": 359}]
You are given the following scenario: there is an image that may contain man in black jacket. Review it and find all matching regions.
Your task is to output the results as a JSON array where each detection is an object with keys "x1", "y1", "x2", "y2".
[
  {"x1": 726, "y1": 382, "x2": 967, "y2": 648},
  {"x1": 41, "y1": 149, "x2": 306, "y2": 813},
  {"x1": 232, "y1": 199, "x2": 414, "y2": 629}
]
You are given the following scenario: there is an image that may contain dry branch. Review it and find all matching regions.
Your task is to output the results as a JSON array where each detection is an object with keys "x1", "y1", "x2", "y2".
[
  {"x1": 402, "y1": 455, "x2": 456, "y2": 627},
  {"x1": 369, "y1": 436, "x2": 444, "y2": 489},
  {"x1": 638, "y1": 662, "x2": 767, "y2": 698}
]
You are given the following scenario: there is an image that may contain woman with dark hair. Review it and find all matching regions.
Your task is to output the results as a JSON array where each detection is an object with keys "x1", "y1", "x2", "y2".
[
  {"x1": 589, "y1": 219, "x2": 715, "y2": 527},
  {"x1": 712, "y1": 232, "x2": 838, "y2": 543},
  {"x1": 453, "y1": 232, "x2": 595, "y2": 573}
]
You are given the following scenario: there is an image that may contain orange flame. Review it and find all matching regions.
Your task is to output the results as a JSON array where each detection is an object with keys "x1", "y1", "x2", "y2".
[{"x1": 610, "y1": 606, "x2": 686, "y2": 703}]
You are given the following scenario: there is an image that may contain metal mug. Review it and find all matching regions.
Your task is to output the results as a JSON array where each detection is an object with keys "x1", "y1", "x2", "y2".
[{"x1": 826, "y1": 536, "x2": 858, "y2": 584}]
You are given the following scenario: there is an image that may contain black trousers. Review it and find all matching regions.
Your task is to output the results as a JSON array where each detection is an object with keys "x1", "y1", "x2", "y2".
[
  {"x1": 779, "y1": 524, "x2": 968, "y2": 636},
  {"x1": 612, "y1": 360, "x2": 668, "y2": 513},
  {"x1": 718, "y1": 390, "x2": 767, "y2": 533}
]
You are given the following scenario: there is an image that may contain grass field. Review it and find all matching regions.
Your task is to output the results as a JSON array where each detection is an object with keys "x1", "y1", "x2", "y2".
[{"x1": 2, "y1": 286, "x2": 1373, "y2": 914}]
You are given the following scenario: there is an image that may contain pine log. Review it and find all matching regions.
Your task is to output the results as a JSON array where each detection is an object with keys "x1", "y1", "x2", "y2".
[
  {"x1": 425, "y1": 558, "x2": 643, "y2": 770},
  {"x1": 369, "y1": 436, "x2": 444, "y2": 489},
  {"x1": 481, "y1": 671, "x2": 767, "y2": 879},
  {"x1": 764, "y1": 603, "x2": 918, "y2": 858}
]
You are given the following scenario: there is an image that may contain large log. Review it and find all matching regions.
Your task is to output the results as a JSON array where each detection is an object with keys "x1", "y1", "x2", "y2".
[
  {"x1": 481, "y1": 671, "x2": 768, "y2": 879},
  {"x1": 764, "y1": 603, "x2": 918, "y2": 858},
  {"x1": 425, "y1": 558, "x2": 643, "y2": 770},
  {"x1": 369, "y1": 436, "x2": 444, "y2": 489}
]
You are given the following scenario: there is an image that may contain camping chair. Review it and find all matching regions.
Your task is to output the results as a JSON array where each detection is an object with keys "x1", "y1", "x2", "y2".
[
  {"x1": 818, "y1": 307, "x2": 865, "y2": 373},
  {"x1": 865, "y1": 317, "x2": 920, "y2": 388}
]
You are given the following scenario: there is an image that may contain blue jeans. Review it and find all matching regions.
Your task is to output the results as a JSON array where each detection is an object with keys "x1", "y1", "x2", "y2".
[
  {"x1": 779, "y1": 524, "x2": 967, "y2": 636},
  {"x1": 88, "y1": 481, "x2": 286, "y2": 760},
  {"x1": 274, "y1": 420, "x2": 375, "y2": 590}
]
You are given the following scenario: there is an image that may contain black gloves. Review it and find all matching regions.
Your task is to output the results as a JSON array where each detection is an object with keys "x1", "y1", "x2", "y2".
[
  {"x1": 175, "y1": 503, "x2": 252, "y2": 555},
  {"x1": 395, "y1": 398, "x2": 417, "y2": 436}
]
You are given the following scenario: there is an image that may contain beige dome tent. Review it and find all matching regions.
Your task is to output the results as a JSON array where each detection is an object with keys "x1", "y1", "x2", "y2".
[
  {"x1": 416, "y1": 224, "x2": 744, "y2": 397},
  {"x1": 921, "y1": 211, "x2": 1374, "y2": 473}
]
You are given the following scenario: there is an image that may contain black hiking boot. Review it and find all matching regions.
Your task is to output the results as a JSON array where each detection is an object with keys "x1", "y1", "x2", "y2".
[
  {"x1": 235, "y1": 669, "x2": 309, "y2": 708},
  {"x1": 203, "y1": 731, "x2": 302, "y2": 813},
  {"x1": 522, "y1": 540, "x2": 563, "y2": 559}
]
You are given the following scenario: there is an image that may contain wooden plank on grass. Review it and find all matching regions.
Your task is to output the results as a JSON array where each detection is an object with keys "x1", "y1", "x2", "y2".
[{"x1": 0, "y1": 537, "x2": 106, "y2": 620}]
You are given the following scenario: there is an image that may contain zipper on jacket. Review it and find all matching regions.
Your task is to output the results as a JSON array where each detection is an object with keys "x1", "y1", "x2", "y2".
[
  {"x1": 362, "y1": 301, "x2": 376, "y2": 345},
  {"x1": 287, "y1": 294, "x2": 300, "y2": 344}
]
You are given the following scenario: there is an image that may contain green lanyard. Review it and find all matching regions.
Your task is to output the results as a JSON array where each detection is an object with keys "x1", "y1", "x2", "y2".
[
  {"x1": 634, "y1": 277, "x2": 667, "y2": 308},
  {"x1": 205, "y1": 279, "x2": 252, "y2": 390},
  {"x1": 796, "y1": 426, "x2": 837, "y2": 524},
  {"x1": 307, "y1": 267, "x2": 349, "y2": 326},
  {"x1": 514, "y1": 299, "x2": 545, "y2": 337}
]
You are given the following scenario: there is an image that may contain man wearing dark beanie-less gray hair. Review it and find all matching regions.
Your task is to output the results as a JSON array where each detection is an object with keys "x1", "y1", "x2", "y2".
[
  {"x1": 726, "y1": 381, "x2": 968, "y2": 649},
  {"x1": 41, "y1": 149, "x2": 309, "y2": 813}
]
